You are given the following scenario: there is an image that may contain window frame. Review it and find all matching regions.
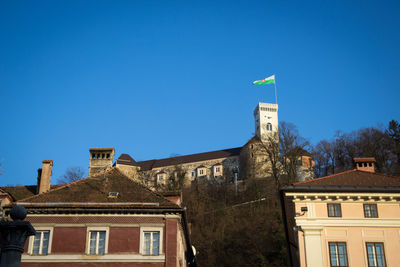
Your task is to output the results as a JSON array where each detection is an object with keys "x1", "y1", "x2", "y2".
[
  {"x1": 364, "y1": 204, "x2": 378, "y2": 218},
  {"x1": 327, "y1": 203, "x2": 342, "y2": 217},
  {"x1": 86, "y1": 226, "x2": 109, "y2": 255},
  {"x1": 198, "y1": 168, "x2": 206, "y2": 176},
  {"x1": 29, "y1": 227, "x2": 53, "y2": 255},
  {"x1": 266, "y1": 123, "x2": 272, "y2": 131},
  {"x1": 366, "y1": 242, "x2": 386, "y2": 267},
  {"x1": 140, "y1": 226, "x2": 164, "y2": 256},
  {"x1": 328, "y1": 242, "x2": 348, "y2": 267}
]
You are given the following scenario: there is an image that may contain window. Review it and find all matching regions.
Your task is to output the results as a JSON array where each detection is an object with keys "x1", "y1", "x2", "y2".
[
  {"x1": 32, "y1": 231, "x2": 50, "y2": 255},
  {"x1": 364, "y1": 204, "x2": 378, "y2": 218},
  {"x1": 216, "y1": 167, "x2": 220, "y2": 172},
  {"x1": 191, "y1": 171, "x2": 195, "y2": 177},
  {"x1": 89, "y1": 231, "x2": 106, "y2": 255},
  {"x1": 86, "y1": 227, "x2": 108, "y2": 255},
  {"x1": 140, "y1": 227, "x2": 163, "y2": 256},
  {"x1": 199, "y1": 169, "x2": 205, "y2": 176},
  {"x1": 328, "y1": 242, "x2": 348, "y2": 267},
  {"x1": 143, "y1": 231, "x2": 160, "y2": 255},
  {"x1": 328, "y1": 203, "x2": 342, "y2": 217},
  {"x1": 266, "y1": 123, "x2": 272, "y2": 131},
  {"x1": 366, "y1": 242, "x2": 386, "y2": 267}
]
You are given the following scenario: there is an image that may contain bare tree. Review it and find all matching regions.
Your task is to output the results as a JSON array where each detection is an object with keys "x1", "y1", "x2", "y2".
[
  {"x1": 260, "y1": 122, "x2": 310, "y2": 190},
  {"x1": 313, "y1": 123, "x2": 399, "y2": 177},
  {"x1": 57, "y1": 167, "x2": 86, "y2": 184}
]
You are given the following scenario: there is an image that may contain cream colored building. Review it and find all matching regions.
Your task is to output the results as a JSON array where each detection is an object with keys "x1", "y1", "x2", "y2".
[{"x1": 281, "y1": 158, "x2": 400, "y2": 267}]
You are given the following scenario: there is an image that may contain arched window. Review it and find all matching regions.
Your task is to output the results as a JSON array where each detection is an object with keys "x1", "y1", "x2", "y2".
[{"x1": 266, "y1": 123, "x2": 272, "y2": 131}]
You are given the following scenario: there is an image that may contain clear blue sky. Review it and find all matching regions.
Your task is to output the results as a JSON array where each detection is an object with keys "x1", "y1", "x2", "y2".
[{"x1": 1, "y1": 0, "x2": 399, "y2": 186}]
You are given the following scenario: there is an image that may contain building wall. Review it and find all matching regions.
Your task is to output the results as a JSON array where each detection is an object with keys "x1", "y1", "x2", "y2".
[
  {"x1": 288, "y1": 193, "x2": 400, "y2": 267},
  {"x1": 21, "y1": 214, "x2": 185, "y2": 267}
]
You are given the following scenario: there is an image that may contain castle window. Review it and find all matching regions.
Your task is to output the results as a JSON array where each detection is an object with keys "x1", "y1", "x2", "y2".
[
  {"x1": 266, "y1": 123, "x2": 272, "y2": 131},
  {"x1": 97, "y1": 154, "x2": 100, "y2": 159},
  {"x1": 92, "y1": 153, "x2": 96, "y2": 159},
  {"x1": 102, "y1": 153, "x2": 105, "y2": 159},
  {"x1": 191, "y1": 171, "x2": 195, "y2": 177},
  {"x1": 106, "y1": 153, "x2": 110, "y2": 159}
]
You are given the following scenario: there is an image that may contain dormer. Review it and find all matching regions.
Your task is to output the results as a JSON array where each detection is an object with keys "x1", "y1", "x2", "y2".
[{"x1": 354, "y1": 157, "x2": 375, "y2": 173}]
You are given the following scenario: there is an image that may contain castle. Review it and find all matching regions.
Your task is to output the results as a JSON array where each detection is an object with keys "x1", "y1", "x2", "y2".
[{"x1": 88, "y1": 102, "x2": 313, "y2": 188}]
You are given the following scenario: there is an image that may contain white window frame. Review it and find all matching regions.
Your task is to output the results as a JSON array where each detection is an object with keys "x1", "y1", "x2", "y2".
[
  {"x1": 198, "y1": 168, "x2": 206, "y2": 176},
  {"x1": 214, "y1": 165, "x2": 222, "y2": 175},
  {"x1": 28, "y1": 226, "x2": 53, "y2": 255},
  {"x1": 86, "y1": 226, "x2": 109, "y2": 255},
  {"x1": 140, "y1": 226, "x2": 164, "y2": 256}
]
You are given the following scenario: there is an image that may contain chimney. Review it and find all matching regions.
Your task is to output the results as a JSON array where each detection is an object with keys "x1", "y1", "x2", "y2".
[
  {"x1": 89, "y1": 148, "x2": 115, "y2": 177},
  {"x1": 39, "y1": 160, "x2": 53, "y2": 194},
  {"x1": 354, "y1": 157, "x2": 375, "y2": 173}
]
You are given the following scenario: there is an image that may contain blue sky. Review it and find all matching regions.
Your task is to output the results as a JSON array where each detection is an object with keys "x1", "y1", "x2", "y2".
[{"x1": 1, "y1": 0, "x2": 399, "y2": 186}]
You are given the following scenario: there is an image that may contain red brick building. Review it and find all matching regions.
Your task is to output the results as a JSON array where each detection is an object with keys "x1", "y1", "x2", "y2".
[{"x1": 2, "y1": 167, "x2": 196, "y2": 267}]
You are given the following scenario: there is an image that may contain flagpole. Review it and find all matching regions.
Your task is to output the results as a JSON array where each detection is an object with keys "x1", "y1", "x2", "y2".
[{"x1": 274, "y1": 76, "x2": 278, "y2": 104}]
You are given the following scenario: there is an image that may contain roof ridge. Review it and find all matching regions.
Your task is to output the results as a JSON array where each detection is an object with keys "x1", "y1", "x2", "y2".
[
  {"x1": 135, "y1": 147, "x2": 242, "y2": 164},
  {"x1": 293, "y1": 169, "x2": 358, "y2": 185},
  {"x1": 355, "y1": 169, "x2": 400, "y2": 179}
]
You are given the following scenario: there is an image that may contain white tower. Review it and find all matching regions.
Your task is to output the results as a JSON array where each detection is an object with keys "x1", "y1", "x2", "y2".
[{"x1": 254, "y1": 102, "x2": 279, "y2": 142}]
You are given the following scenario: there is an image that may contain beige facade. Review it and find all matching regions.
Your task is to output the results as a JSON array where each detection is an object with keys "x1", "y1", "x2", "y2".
[
  {"x1": 289, "y1": 192, "x2": 400, "y2": 267},
  {"x1": 282, "y1": 159, "x2": 400, "y2": 267}
]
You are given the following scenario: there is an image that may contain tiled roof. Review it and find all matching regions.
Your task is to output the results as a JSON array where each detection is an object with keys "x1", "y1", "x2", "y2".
[
  {"x1": 1, "y1": 185, "x2": 63, "y2": 201},
  {"x1": 118, "y1": 147, "x2": 242, "y2": 171},
  {"x1": 292, "y1": 170, "x2": 400, "y2": 187},
  {"x1": 16, "y1": 168, "x2": 179, "y2": 209}
]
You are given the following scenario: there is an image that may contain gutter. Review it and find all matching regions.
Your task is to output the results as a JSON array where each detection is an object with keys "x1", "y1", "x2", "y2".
[
  {"x1": 17, "y1": 202, "x2": 160, "y2": 206},
  {"x1": 283, "y1": 185, "x2": 400, "y2": 193}
]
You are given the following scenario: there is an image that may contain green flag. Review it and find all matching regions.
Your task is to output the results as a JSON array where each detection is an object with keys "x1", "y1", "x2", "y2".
[{"x1": 253, "y1": 75, "x2": 275, "y2": 85}]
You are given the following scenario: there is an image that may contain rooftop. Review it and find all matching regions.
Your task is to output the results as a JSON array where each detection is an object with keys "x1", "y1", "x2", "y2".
[
  {"x1": 283, "y1": 169, "x2": 400, "y2": 193},
  {"x1": 11, "y1": 167, "x2": 179, "y2": 209},
  {"x1": 117, "y1": 147, "x2": 242, "y2": 171}
]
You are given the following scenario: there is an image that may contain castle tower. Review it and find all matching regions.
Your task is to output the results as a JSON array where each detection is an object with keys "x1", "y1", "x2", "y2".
[
  {"x1": 254, "y1": 102, "x2": 279, "y2": 142},
  {"x1": 89, "y1": 147, "x2": 115, "y2": 176}
]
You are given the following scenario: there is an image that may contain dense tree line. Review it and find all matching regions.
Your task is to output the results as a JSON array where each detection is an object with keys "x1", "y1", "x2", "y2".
[{"x1": 312, "y1": 120, "x2": 400, "y2": 177}]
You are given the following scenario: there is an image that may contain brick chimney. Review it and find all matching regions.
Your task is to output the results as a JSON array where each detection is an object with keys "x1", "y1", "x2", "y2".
[
  {"x1": 354, "y1": 157, "x2": 375, "y2": 173},
  {"x1": 39, "y1": 160, "x2": 53, "y2": 194}
]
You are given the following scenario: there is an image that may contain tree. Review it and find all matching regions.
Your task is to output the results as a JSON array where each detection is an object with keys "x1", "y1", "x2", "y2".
[
  {"x1": 312, "y1": 122, "x2": 400, "y2": 177},
  {"x1": 57, "y1": 166, "x2": 86, "y2": 184},
  {"x1": 259, "y1": 122, "x2": 310, "y2": 190}
]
